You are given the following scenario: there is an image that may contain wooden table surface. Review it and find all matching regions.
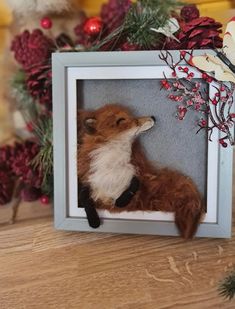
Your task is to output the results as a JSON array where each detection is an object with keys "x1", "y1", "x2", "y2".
[{"x1": 0, "y1": 27, "x2": 235, "y2": 309}]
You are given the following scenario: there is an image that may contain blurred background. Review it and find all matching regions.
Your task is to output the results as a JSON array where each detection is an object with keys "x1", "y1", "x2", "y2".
[{"x1": 1, "y1": 0, "x2": 235, "y2": 25}]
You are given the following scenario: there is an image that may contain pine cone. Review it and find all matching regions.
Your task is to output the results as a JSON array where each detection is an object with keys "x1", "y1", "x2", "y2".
[
  {"x1": 11, "y1": 141, "x2": 43, "y2": 189},
  {"x1": 180, "y1": 5, "x2": 200, "y2": 22},
  {"x1": 26, "y1": 64, "x2": 52, "y2": 108},
  {"x1": 100, "y1": 0, "x2": 131, "y2": 33},
  {"x1": 0, "y1": 166, "x2": 14, "y2": 205},
  {"x1": 178, "y1": 17, "x2": 223, "y2": 49},
  {"x1": 0, "y1": 145, "x2": 14, "y2": 170},
  {"x1": 11, "y1": 29, "x2": 55, "y2": 70}
]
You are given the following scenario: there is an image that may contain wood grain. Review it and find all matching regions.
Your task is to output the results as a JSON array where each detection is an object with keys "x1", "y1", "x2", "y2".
[{"x1": 0, "y1": 25, "x2": 235, "y2": 309}]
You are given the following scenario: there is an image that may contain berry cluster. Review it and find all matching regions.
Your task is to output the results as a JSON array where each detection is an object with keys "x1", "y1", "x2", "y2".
[{"x1": 160, "y1": 50, "x2": 235, "y2": 147}]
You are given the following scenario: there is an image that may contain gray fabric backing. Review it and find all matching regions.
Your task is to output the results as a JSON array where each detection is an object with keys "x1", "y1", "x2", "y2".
[{"x1": 77, "y1": 79, "x2": 207, "y2": 198}]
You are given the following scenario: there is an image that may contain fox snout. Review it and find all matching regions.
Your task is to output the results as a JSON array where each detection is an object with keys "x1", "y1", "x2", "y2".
[{"x1": 137, "y1": 116, "x2": 156, "y2": 133}]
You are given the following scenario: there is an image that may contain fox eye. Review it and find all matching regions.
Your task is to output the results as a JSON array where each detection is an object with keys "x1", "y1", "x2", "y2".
[{"x1": 116, "y1": 118, "x2": 126, "y2": 125}]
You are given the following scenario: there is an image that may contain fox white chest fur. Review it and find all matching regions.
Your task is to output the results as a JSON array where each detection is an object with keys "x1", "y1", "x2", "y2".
[{"x1": 88, "y1": 134, "x2": 136, "y2": 203}]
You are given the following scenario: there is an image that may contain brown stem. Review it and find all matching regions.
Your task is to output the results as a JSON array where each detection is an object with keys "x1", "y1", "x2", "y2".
[
  {"x1": 9, "y1": 180, "x2": 24, "y2": 224},
  {"x1": 9, "y1": 197, "x2": 21, "y2": 225}
]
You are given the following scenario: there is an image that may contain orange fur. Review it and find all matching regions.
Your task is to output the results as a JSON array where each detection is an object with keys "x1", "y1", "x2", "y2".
[{"x1": 77, "y1": 104, "x2": 205, "y2": 239}]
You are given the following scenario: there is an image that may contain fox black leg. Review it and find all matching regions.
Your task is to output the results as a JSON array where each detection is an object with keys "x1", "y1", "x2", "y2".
[
  {"x1": 115, "y1": 176, "x2": 140, "y2": 208},
  {"x1": 78, "y1": 182, "x2": 100, "y2": 228}
]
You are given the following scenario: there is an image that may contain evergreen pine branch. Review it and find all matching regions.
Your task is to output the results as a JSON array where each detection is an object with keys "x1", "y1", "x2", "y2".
[
  {"x1": 90, "y1": 25, "x2": 125, "y2": 51},
  {"x1": 219, "y1": 269, "x2": 235, "y2": 300},
  {"x1": 124, "y1": 0, "x2": 182, "y2": 48},
  {"x1": 90, "y1": 0, "x2": 183, "y2": 50},
  {"x1": 31, "y1": 117, "x2": 53, "y2": 196}
]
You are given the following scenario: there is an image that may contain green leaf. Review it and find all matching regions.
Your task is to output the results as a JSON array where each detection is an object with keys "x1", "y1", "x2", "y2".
[{"x1": 219, "y1": 269, "x2": 235, "y2": 300}]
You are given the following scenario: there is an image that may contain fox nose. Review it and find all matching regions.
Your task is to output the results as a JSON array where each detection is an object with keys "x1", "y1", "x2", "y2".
[{"x1": 151, "y1": 116, "x2": 156, "y2": 122}]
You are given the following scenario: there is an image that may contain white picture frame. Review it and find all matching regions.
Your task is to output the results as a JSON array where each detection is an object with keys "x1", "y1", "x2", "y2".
[{"x1": 52, "y1": 50, "x2": 234, "y2": 238}]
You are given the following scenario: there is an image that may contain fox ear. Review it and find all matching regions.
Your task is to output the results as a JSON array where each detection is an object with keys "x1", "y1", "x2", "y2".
[{"x1": 84, "y1": 118, "x2": 97, "y2": 134}]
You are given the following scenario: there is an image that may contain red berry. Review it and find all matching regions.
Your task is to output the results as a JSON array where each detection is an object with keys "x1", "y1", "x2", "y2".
[
  {"x1": 212, "y1": 99, "x2": 217, "y2": 105},
  {"x1": 40, "y1": 17, "x2": 53, "y2": 29},
  {"x1": 40, "y1": 195, "x2": 50, "y2": 205},
  {"x1": 172, "y1": 71, "x2": 177, "y2": 77},
  {"x1": 215, "y1": 92, "x2": 220, "y2": 97},
  {"x1": 178, "y1": 66, "x2": 182, "y2": 70},
  {"x1": 180, "y1": 50, "x2": 186, "y2": 57},
  {"x1": 202, "y1": 73, "x2": 208, "y2": 79},
  {"x1": 207, "y1": 77, "x2": 213, "y2": 83},
  {"x1": 219, "y1": 138, "x2": 227, "y2": 147},
  {"x1": 83, "y1": 17, "x2": 103, "y2": 36},
  {"x1": 230, "y1": 113, "x2": 235, "y2": 118},
  {"x1": 200, "y1": 119, "x2": 207, "y2": 127},
  {"x1": 161, "y1": 80, "x2": 171, "y2": 89},
  {"x1": 178, "y1": 106, "x2": 187, "y2": 120},
  {"x1": 183, "y1": 67, "x2": 189, "y2": 73},
  {"x1": 220, "y1": 86, "x2": 225, "y2": 91},
  {"x1": 189, "y1": 72, "x2": 194, "y2": 77}
]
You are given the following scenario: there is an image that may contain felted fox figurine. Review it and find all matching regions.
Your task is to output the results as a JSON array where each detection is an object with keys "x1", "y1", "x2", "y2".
[{"x1": 77, "y1": 104, "x2": 204, "y2": 239}]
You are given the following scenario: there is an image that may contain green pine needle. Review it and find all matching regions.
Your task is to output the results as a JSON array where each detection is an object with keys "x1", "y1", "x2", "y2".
[
  {"x1": 91, "y1": 0, "x2": 183, "y2": 50},
  {"x1": 11, "y1": 70, "x2": 54, "y2": 196},
  {"x1": 31, "y1": 117, "x2": 53, "y2": 196},
  {"x1": 124, "y1": 0, "x2": 182, "y2": 48},
  {"x1": 219, "y1": 269, "x2": 235, "y2": 300}
]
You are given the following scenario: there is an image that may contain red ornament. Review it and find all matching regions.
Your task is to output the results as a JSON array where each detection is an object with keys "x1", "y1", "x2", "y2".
[
  {"x1": 40, "y1": 195, "x2": 50, "y2": 205},
  {"x1": 83, "y1": 17, "x2": 103, "y2": 36},
  {"x1": 40, "y1": 17, "x2": 53, "y2": 29}
]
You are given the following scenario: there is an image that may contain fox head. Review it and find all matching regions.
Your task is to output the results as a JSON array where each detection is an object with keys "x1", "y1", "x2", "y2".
[{"x1": 78, "y1": 104, "x2": 156, "y2": 143}]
